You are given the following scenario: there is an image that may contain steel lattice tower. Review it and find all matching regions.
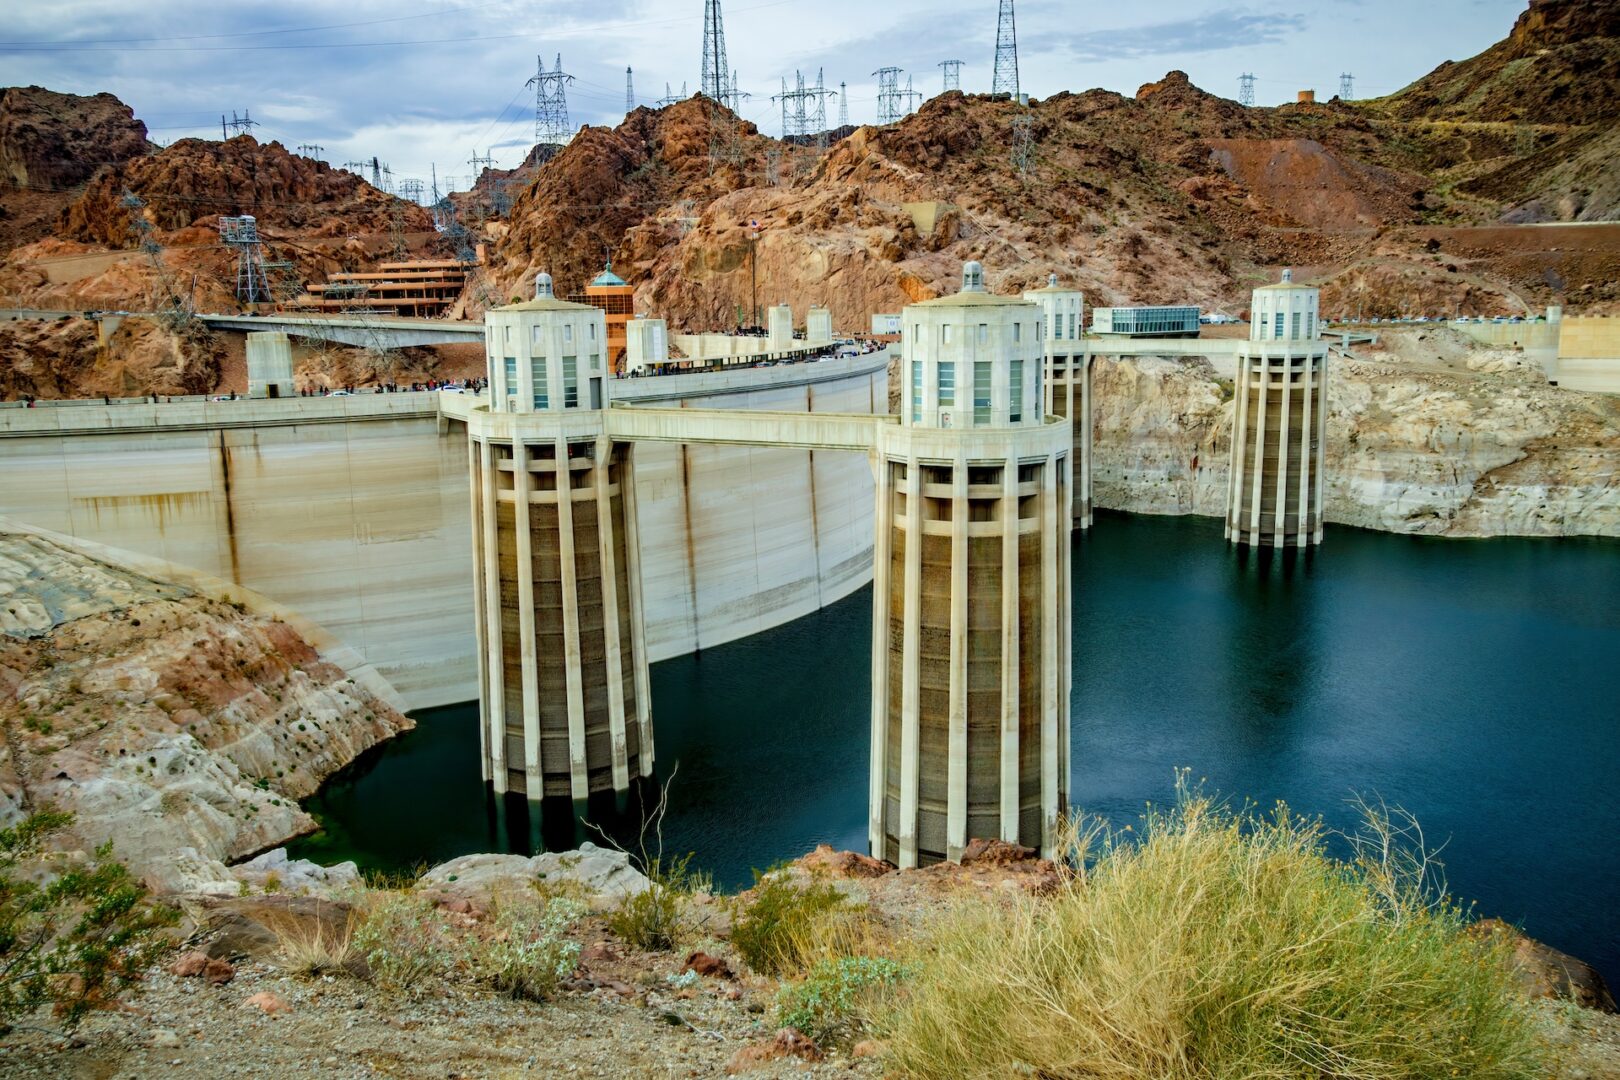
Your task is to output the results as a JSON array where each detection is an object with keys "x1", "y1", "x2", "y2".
[
  {"x1": 874, "y1": 67, "x2": 903, "y2": 124},
  {"x1": 838, "y1": 82, "x2": 849, "y2": 127},
  {"x1": 627, "y1": 67, "x2": 635, "y2": 112},
  {"x1": 992, "y1": 1, "x2": 1019, "y2": 98},
  {"x1": 658, "y1": 82, "x2": 688, "y2": 107},
  {"x1": 940, "y1": 59, "x2": 963, "y2": 93},
  {"x1": 527, "y1": 54, "x2": 576, "y2": 146},
  {"x1": 701, "y1": 0, "x2": 730, "y2": 105},
  {"x1": 218, "y1": 216, "x2": 271, "y2": 304},
  {"x1": 1239, "y1": 73, "x2": 1257, "y2": 107},
  {"x1": 1338, "y1": 72, "x2": 1355, "y2": 100}
]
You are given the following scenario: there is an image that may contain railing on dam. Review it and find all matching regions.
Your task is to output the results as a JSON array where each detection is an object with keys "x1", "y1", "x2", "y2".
[{"x1": 605, "y1": 405, "x2": 895, "y2": 451}]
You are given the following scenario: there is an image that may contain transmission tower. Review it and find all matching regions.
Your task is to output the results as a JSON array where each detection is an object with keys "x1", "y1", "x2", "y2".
[
  {"x1": 992, "y1": 1, "x2": 1019, "y2": 98},
  {"x1": 1239, "y1": 73, "x2": 1257, "y2": 107},
  {"x1": 730, "y1": 70, "x2": 747, "y2": 112},
  {"x1": 220, "y1": 110, "x2": 259, "y2": 139},
  {"x1": 120, "y1": 190, "x2": 191, "y2": 325},
  {"x1": 397, "y1": 178, "x2": 425, "y2": 205},
  {"x1": 342, "y1": 159, "x2": 367, "y2": 175},
  {"x1": 838, "y1": 82, "x2": 849, "y2": 127},
  {"x1": 218, "y1": 215, "x2": 271, "y2": 304},
  {"x1": 658, "y1": 82, "x2": 688, "y2": 107},
  {"x1": 1339, "y1": 72, "x2": 1355, "y2": 100},
  {"x1": 765, "y1": 145, "x2": 781, "y2": 186},
  {"x1": 626, "y1": 67, "x2": 635, "y2": 113},
  {"x1": 1010, "y1": 112, "x2": 1034, "y2": 175},
  {"x1": 527, "y1": 54, "x2": 576, "y2": 146},
  {"x1": 468, "y1": 148, "x2": 495, "y2": 179},
  {"x1": 903, "y1": 75, "x2": 922, "y2": 116},
  {"x1": 701, "y1": 0, "x2": 730, "y2": 105},
  {"x1": 775, "y1": 70, "x2": 837, "y2": 143},
  {"x1": 380, "y1": 164, "x2": 394, "y2": 193},
  {"x1": 940, "y1": 59, "x2": 963, "y2": 93},
  {"x1": 296, "y1": 143, "x2": 325, "y2": 160},
  {"x1": 874, "y1": 67, "x2": 904, "y2": 124}
]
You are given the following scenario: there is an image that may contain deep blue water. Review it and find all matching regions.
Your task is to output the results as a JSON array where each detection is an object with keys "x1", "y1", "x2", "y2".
[{"x1": 291, "y1": 513, "x2": 1620, "y2": 980}]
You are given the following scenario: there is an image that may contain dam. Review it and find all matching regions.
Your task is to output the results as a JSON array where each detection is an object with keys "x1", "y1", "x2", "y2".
[{"x1": 0, "y1": 352, "x2": 887, "y2": 710}]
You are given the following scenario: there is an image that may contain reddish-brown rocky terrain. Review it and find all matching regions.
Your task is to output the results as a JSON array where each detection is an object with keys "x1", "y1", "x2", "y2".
[{"x1": 0, "y1": 86, "x2": 152, "y2": 249}]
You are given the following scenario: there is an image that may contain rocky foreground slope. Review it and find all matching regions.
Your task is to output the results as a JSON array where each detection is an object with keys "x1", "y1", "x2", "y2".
[
  {"x1": 0, "y1": 527, "x2": 411, "y2": 893},
  {"x1": 1092, "y1": 328, "x2": 1620, "y2": 537}
]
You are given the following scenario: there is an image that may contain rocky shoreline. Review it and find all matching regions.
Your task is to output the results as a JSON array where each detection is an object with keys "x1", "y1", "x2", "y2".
[{"x1": 0, "y1": 526, "x2": 412, "y2": 894}]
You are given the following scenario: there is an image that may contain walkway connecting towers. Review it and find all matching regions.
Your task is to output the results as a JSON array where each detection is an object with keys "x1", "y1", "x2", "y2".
[{"x1": 461, "y1": 263, "x2": 1324, "y2": 867}]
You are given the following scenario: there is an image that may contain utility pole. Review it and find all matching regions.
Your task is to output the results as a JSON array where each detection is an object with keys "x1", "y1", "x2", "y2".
[
  {"x1": 940, "y1": 59, "x2": 963, "y2": 94},
  {"x1": 1239, "y1": 73, "x2": 1257, "y2": 107},
  {"x1": 992, "y1": 1, "x2": 1019, "y2": 98}
]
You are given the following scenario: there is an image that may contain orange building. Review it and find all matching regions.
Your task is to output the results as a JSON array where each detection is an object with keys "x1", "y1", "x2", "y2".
[{"x1": 573, "y1": 261, "x2": 634, "y2": 372}]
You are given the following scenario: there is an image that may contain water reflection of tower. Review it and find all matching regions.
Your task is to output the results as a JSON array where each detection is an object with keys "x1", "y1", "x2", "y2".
[{"x1": 1227, "y1": 541, "x2": 1319, "y2": 753}]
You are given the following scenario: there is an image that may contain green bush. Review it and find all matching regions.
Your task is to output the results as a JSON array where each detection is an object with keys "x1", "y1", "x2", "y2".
[
  {"x1": 730, "y1": 870, "x2": 850, "y2": 976},
  {"x1": 777, "y1": 954, "x2": 911, "y2": 1046},
  {"x1": 883, "y1": 788, "x2": 1546, "y2": 1079},
  {"x1": 0, "y1": 810, "x2": 175, "y2": 1030},
  {"x1": 353, "y1": 893, "x2": 452, "y2": 991},
  {"x1": 474, "y1": 897, "x2": 584, "y2": 1000},
  {"x1": 606, "y1": 851, "x2": 709, "y2": 952}
]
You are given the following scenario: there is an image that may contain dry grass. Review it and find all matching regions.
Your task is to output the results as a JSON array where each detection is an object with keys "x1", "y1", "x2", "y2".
[
  {"x1": 267, "y1": 904, "x2": 355, "y2": 978},
  {"x1": 883, "y1": 784, "x2": 1547, "y2": 1079}
]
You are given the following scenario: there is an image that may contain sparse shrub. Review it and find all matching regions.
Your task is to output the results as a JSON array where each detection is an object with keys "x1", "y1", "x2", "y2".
[
  {"x1": 607, "y1": 851, "x2": 709, "y2": 952},
  {"x1": 353, "y1": 892, "x2": 452, "y2": 991},
  {"x1": 776, "y1": 954, "x2": 910, "y2": 1047},
  {"x1": 0, "y1": 810, "x2": 176, "y2": 1029},
  {"x1": 883, "y1": 781, "x2": 1546, "y2": 1079},
  {"x1": 730, "y1": 871, "x2": 850, "y2": 977},
  {"x1": 473, "y1": 897, "x2": 584, "y2": 1001}
]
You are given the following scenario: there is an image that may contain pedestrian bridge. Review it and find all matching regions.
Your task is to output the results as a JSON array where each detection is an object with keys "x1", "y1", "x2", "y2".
[{"x1": 201, "y1": 313, "x2": 486, "y2": 349}]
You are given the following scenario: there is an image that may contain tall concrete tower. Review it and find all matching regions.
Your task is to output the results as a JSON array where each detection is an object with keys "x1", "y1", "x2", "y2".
[
  {"x1": 871, "y1": 261, "x2": 1073, "y2": 868},
  {"x1": 469, "y1": 273, "x2": 653, "y2": 802},
  {"x1": 1023, "y1": 273, "x2": 1091, "y2": 527},
  {"x1": 1225, "y1": 269, "x2": 1328, "y2": 547}
]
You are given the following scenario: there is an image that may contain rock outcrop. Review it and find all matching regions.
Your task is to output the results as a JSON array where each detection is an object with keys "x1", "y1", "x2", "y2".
[
  {"x1": 1091, "y1": 329, "x2": 1620, "y2": 537},
  {"x1": 0, "y1": 313, "x2": 224, "y2": 399},
  {"x1": 0, "y1": 86, "x2": 149, "y2": 192},
  {"x1": 60, "y1": 135, "x2": 430, "y2": 248},
  {"x1": 0, "y1": 528, "x2": 413, "y2": 893}
]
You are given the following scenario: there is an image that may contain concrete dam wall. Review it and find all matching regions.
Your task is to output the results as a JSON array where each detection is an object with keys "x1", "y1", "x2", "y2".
[{"x1": 0, "y1": 354, "x2": 889, "y2": 709}]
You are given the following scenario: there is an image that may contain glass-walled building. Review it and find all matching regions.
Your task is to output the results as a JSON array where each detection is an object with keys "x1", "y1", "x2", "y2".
[{"x1": 1091, "y1": 305, "x2": 1201, "y2": 338}]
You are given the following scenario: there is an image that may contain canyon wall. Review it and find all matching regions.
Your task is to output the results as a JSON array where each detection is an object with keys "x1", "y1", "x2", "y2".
[
  {"x1": 1091, "y1": 332, "x2": 1620, "y2": 537},
  {"x1": 0, "y1": 524, "x2": 411, "y2": 892}
]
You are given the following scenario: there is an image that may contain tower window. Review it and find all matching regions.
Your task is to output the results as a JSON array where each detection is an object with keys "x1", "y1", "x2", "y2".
[
  {"x1": 911, "y1": 360, "x2": 923, "y2": 423},
  {"x1": 563, "y1": 355, "x2": 578, "y2": 407},
  {"x1": 974, "y1": 361, "x2": 992, "y2": 424},
  {"x1": 1010, "y1": 359, "x2": 1023, "y2": 423},
  {"x1": 938, "y1": 362, "x2": 955, "y2": 407},
  {"x1": 1274, "y1": 312, "x2": 1285, "y2": 340}
]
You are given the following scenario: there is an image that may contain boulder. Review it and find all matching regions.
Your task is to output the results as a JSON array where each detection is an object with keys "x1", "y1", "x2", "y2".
[
  {"x1": 231, "y1": 847, "x2": 361, "y2": 898},
  {"x1": 1474, "y1": 919, "x2": 1618, "y2": 1012},
  {"x1": 418, "y1": 843, "x2": 650, "y2": 909},
  {"x1": 725, "y1": 1028, "x2": 824, "y2": 1073}
]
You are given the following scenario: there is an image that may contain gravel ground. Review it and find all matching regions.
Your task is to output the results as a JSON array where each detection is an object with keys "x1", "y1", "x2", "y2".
[{"x1": 0, "y1": 954, "x2": 879, "y2": 1079}]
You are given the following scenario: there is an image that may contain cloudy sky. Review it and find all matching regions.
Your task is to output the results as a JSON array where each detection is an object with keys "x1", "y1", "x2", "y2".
[{"x1": 5, "y1": 0, "x2": 1526, "y2": 194}]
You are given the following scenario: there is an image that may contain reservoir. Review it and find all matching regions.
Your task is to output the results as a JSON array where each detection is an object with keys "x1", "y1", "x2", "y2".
[{"x1": 291, "y1": 513, "x2": 1620, "y2": 980}]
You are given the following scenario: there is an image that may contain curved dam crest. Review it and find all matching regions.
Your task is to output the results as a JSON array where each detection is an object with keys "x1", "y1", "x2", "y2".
[{"x1": 0, "y1": 353, "x2": 889, "y2": 709}]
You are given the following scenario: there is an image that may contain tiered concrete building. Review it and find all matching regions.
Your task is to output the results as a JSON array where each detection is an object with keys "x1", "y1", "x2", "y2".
[
  {"x1": 1225, "y1": 269, "x2": 1328, "y2": 547},
  {"x1": 470, "y1": 274, "x2": 653, "y2": 800},
  {"x1": 872, "y1": 262, "x2": 1073, "y2": 867},
  {"x1": 1023, "y1": 274, "x2": 1092, "y2": 527}
]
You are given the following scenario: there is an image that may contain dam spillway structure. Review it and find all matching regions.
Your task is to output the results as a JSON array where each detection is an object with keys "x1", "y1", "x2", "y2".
[
  {"x1": 468, "y1": 273, "x2": 653, "y2": 801},
  {"x1": 873, "y1": 261, "x2": 1074, "y2": 867},
  {"x1": 1225, "y1": 269, "x2": 1329, "y2": 548},
  {"x1": 1023, "y1": 274, "x2": 1091, "y2": 527}
]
